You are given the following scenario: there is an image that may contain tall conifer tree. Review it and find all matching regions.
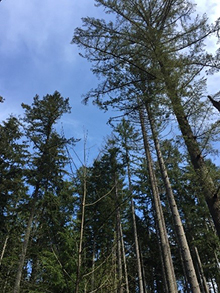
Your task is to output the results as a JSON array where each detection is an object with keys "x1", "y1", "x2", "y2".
[{"x1": 72, "y1": 0, "x2": 220, "y2": 235}]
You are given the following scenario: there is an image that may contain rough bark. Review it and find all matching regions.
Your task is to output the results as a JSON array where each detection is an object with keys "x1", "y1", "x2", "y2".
[{"x1": 160, "y1": 65, "x2": 220, "y2": 237}]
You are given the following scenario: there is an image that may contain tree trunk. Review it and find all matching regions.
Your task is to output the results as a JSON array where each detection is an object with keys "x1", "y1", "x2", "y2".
[
  {"x1": 160, "y1": 63, "x2": 220, "y2": 237},
  {"x1": 154, "y1": 217, "x2": 169, "y2": 293},
  {"x1": 14, "y1": 195, "x2": 37, "y2": 293},
  {"x1": 139, "y1": 107, "x2": 178, "y2": 293},
  {"x1": 113, "y1": 231, "x2": 118, "y2": 292},
  {"x1": 139, "y1": 247, "x2": 147, "y2": 293},
  {"x1": 146, "y1": 102, "x2": 201, "y2": 293},
  {"x1": 193, "y1": 246, "x2": 209, "y2": 293},
  {"x1": 119, "y1": 220, "x2": 130, "y2": 293},
  {"x1": 210, "y1": 278, "x2": 217, "y2": 293},
  {"x1": 125, "y1": 149, "x2": 145, "y2": 293},
  {"x1": 0, "y1": 235, "x2": 9, "y2": 266},
  {"x1": 115, "y1": 176, "x2": 123, "y2": 293},
  {"x1": 75, "y1": 164, "x2": 87, "y2": 293}
]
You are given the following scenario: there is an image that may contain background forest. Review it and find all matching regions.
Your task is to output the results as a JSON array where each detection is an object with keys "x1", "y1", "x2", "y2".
[{"x1": 0, "y1": 0, "x2": 220, "y2": 293}]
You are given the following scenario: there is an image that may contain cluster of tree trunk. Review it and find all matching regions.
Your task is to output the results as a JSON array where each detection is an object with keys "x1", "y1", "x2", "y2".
[{"x1": 1, "y1": 0, "x2": 220, "y2": 292}]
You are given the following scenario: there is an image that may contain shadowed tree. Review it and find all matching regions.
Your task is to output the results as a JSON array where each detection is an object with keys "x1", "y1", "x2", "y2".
[{"x1": 13, "y1": 91, "x2": 76, "y2": 293}]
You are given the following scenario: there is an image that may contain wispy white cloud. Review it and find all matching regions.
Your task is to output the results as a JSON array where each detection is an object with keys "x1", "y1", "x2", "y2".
[
  {"x1": 194, "y1": 0, "x2": 219, "y2": 20},
  {"x1": 0, "y1": 0, "x2": 99, "y2": 59},
  {"x1": 0, "y1": 0, "x2": 101, "y2": 113}
]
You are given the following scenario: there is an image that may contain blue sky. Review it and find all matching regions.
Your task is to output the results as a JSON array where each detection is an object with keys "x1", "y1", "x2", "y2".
[
  {"x1": 0, "y1": 0, "x2": 220, "y2": 167},
  {"x1": 0, "y1": 0, "x2": 113, "y2": 166}
]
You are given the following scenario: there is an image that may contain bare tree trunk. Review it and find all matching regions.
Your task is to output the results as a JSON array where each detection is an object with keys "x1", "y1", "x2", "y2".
[
  {"x1": 179, "y1": 249, "x2": 191, "y2": 293},
  {"x1": 0, "y1": 235, "x2": 9, "y2": 266},
  {"x1": 154, "y1": 215, "x2": 169, "y2": 293},
  {"x1": 75, "y1": 163, "x2": 87, "y2": 293},
  {"x1": 113, "y1": 231, "x2": 118, "y2": 292},
  {"x1": 193, "y1": 246, "x2": 209, "y2": 293},
  {"x1": 115, "y1": 177, "x2": 123, "y2": 293},
  {"x1": 146, "y1": 103, "x2": 201, "y2": 293},
  {"x1": 125, "y1": 150, "x2": 145, "y2": 293},
  {"x1": 214, "y1": 251, "x2": 220, "y2": 271},
  {"x1": 14, "y1": 195, "x2": 37, "y2": 293},
  {"x1": 119, "y1": 220, "x2": 130, "y2": 293},
  {"x1": 139, "y1": 247, "x2": 147, "y2": 293},
  {"x1": 117, "y1": 219, "x2": 123, "y2": 293},
  {"x1": 131, "y1": 199, "x2": 145, "y2": 293},
  {"x1": 139, "y1": 107, "x2": 177, "y2": 293}
]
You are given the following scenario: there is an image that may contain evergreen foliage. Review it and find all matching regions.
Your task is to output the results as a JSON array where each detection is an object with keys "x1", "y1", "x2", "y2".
[{"x1": 1, "y1": 1, "x2": 220, "y2": 292}]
